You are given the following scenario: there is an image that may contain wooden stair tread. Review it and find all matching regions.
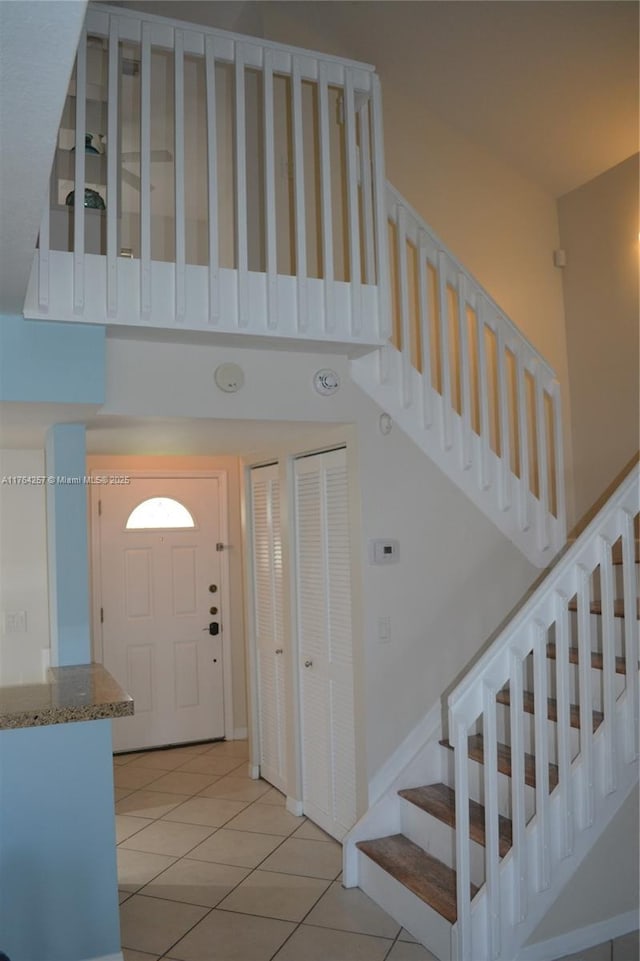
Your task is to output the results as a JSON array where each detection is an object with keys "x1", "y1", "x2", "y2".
[
  {"x1": 567, "y1": 598, "x2": 639, "y2": 620},
  {"x1": 398, "y1": 782, "x2": 512, "y2": 858},
  {"x1": 611, "y1": 536, "x2": 639, "y2": 565},
  {"x1": 441, "y1": 735, "x2": 559, "y2": 791},
  {"x1": 546, "y1": 641, "x2": 627, "y2": 674},
  {"x1": 496, "y1": 688, "x2": 604, "y2": 732},
  {"x1": 356, "y1": 833, "x2": 477, "y2": 923}
]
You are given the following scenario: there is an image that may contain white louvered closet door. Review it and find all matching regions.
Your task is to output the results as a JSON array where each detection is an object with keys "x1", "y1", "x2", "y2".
[
  {"x1": 251, "y1": 465, "x2": 287, "y2": 793},
  {"x1": 294, "y1": 448, "x2": 357, "y2": 840}
]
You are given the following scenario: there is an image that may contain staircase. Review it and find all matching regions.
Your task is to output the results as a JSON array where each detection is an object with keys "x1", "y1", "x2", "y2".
[{"x1": 348, "y1": 466, "x2": 639, "y2": 961}]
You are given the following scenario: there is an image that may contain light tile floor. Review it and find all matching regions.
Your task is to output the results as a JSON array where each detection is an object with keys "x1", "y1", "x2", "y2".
[
  {"x1": 115, "y1": 740, "x2": 436, "y2": 961},
  {"x1": 115, "y1": 740, "x2": 638, "y2": 961}
]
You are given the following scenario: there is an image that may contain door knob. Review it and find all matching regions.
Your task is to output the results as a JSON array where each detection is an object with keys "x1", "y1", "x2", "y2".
[
  {"x1": 304, "y1": 659, "x2": 313, "y2": 668},
  {"x1": 203, "y1": 622, "x2": 219, "y2": 635}
]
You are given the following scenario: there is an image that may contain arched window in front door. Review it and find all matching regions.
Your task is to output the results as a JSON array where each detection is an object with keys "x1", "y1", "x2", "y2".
[{"x1": 125, "y1": 497, "x2": 196, "y2": 530}]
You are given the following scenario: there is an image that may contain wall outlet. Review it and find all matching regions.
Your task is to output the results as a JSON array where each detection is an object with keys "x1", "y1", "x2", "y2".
[{"x1": 4, "y1": 610, "x2": 28, "y2": 633}]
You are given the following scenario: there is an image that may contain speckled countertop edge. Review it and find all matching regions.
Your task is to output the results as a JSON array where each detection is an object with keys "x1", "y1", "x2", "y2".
[{"x1": 0, "y1": 663, "x2": 134, "y2": 731}]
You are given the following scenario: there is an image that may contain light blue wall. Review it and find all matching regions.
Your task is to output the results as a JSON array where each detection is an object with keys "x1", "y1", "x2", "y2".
[
  {"x1": 0, "y1": 314, "x2": 105, "y2": 403},
  {"x1": 0, "y1": 720, "x2": 120, "y2": 961},
  {"x1": 45, "y1": 424, "x2": 91, "y2": 667}
]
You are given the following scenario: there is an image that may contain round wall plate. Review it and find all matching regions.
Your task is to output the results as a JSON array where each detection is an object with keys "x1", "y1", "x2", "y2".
[
  {"x1": 214, "y1": 363, "x2": 245, "y2": 393},
  {"x1": 313, "y1": 368, "x2": 341, "y2": 396}
]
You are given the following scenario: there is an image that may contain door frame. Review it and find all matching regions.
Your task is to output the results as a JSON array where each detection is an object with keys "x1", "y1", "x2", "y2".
[{"x1": 89, "y1": 468, "x2": 235, "y2": 741}]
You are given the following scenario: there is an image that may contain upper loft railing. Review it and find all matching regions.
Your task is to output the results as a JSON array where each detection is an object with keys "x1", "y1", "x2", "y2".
[{"x1": 26, "y1": 3, "x2": 389, "y2": 348}]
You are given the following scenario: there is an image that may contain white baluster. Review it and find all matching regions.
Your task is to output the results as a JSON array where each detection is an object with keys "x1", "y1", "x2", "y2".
[
  {"x1": 509, "y1": 647, "x2": 528, "y2": 922},
  {"x1": 174, "y1": 28, "x2": 186, "y2": 324},
  {"x1": 291, "y1": 55, "x2": 307, "y2": 332},
  {"x1": 458, "y1": 271, "x2": 473, "y2": 471},
  {"x1": 359, "y1": 101, "x2": 375, "y2": 286},
  {"x1": 483, "y1": 683, "x2": 500, "y2": 959},
  {"x1": 263, "y1": 48, "x2": 277, "y2": 330},
  {"x1": 396, "y1": 204, "x2": 412, "y2": 409},
  {"x1": 344, "y1": 68, "x2": 361, "y2": 336},
  {"x1": 554, "y1": 591, "x2": 574, "y2": 857},
  {"x1": 234, "y1": 42, "x2": 248, "y2": 327},
  {"x1": 318, "y1": 61, "x2": 334, "y2": 333},
  {"x1": 417, "y1": 231, "x2": 433, "y2": 429},
  {"x1": 496, "y1": 326, "x2": 512, "y2": 511},
  {"x1": 73, "y1": 29, "x2": 87, "y2": 314},
  {"x1": 140, "y1": 21, "x2": 152, "y2": 319},
  {"x1": 371, "y1": 74, "x2": 390, "y2": 340},
  {"x1": 106, "y1": 15, "x2": 119, "y2": 318},
  {"x1": 576, "y1": 563, "x2": 595, "y2": 827},
  {"x1": 552, "y1": 380, "x2": 567, "y2": 542},
  {"x1": 205, "y1": 35, "x2": 219, "y2": 326},
  {"x1": 453, "y1": 717, "x2": 472, "y2": 961},
  {"x1": 535, "y1": 370, "x2": 550, "y2": 551},
  {"x1": 38, "y1": 198, "x2": 50, "y2": 311},
  {"x1": 476, "y1": 295, "x2": 491, "y2": 491},
  {"x1": 621, "y1": 507, "x2": 639, "y2": 761},
  {"x1": 437, "y1": 251, "x2": 453, "y2": 450},
  {"x1": 516, "y1": 350, "x2": 530, "y2": 532},
  {"x1": 532, "y1": 620, "x2": 550, "y2": 890},
  {"x1": 599, "y1": 535, "x2": 617, "y2": 794}
]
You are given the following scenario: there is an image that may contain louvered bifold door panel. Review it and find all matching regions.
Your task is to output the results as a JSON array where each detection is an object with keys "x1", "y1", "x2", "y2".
[
  {"x1": 251, "y1": 466, "x2": 286, "y2": 792},
  {"x1": 295, "y1": 461, "x2": 333, "y2": 821},
  {"x1": 325, "y1": 457, "x2": 357, "y2": 833},
  {"x1": 295, "y1": 449, "x2": 356, "y2": 839}
]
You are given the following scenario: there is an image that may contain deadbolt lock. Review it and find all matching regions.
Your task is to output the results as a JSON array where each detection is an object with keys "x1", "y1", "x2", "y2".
[
  {"x1": 209, "y1": 584, "x2": 218, "y2": 593},
  {"x1": 210, "y1": 606, "x2": 218, "y2": 615}
]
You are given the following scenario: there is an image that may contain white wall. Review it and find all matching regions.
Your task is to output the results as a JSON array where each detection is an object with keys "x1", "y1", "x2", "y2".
[
  {"x1": 558, "y1": 154, "x2": 640, "y2": 526},
  {"x1": 528, "y1": 785, "x2": 639, "y2": 944},
  {"x1": 0, "y1": 449, "x2": 50, "y2": 684},
  {"x1": 86, "y1": 453, "x2": 248, "y2": 735},
  {"x1": 103, "y1": 335, "x2": 536, "y2": 780}
]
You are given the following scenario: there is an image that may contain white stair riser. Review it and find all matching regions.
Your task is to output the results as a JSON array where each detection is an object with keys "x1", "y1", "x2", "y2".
[
  {"x1": 358, "y1": 849, "x2": 453, "y2": 961},
  {"x1": 400, "y1": 797, "x2": 487, "y2": 888},
  {"x1": 442, "y1": 745, "x2": 536, "y2": 821},
  {"x1": 494, "y1": 704, "x2": 581, "y2": 767}
]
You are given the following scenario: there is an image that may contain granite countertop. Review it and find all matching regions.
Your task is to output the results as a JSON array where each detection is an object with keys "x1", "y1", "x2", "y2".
[{"x1": 0, "y1": 663, "x2": 134, "y2": 731}]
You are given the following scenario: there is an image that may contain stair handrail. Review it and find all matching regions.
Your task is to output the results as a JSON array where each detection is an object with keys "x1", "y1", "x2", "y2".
[{"x1": 448, "y1": 462, "x2": 639, "y2": 961}]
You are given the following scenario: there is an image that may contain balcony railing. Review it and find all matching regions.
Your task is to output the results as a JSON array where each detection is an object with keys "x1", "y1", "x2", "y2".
[{"x1": 26, "y1": 3, "x2": 389, "y2": 348}]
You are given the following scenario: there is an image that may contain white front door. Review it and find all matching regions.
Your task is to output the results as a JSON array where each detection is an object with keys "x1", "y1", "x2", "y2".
[
  {"x1": 294, "y1": 448, "x2": 357, "y2": 841},
  {"x1": 97, "y1": 475, "x2": 225, "y2": 752}
]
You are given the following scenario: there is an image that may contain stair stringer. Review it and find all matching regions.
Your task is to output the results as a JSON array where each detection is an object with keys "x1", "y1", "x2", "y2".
[{"x1": 350, "y1": 347, "x2": 564, "y2": 569}]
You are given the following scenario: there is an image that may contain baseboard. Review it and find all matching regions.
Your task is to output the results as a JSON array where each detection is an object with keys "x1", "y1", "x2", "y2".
[
  {"x1": 248, "y1": 763, "x2": 260, "y2": 779},
  {"x1": 81, "y1": 953, "x2": 124, "y2": 961},
  {"x1": 517, "y1": 910, "x2": 638, "y2": 961},
  {"x1": 286, "y1": 796, "x2": 304, "y2": 817},
  {"x1": 232, "y1": 727, "x2": 248, "y2": 740},
  {"x1": 368, "y1": 699, "x2": 442, "y2": 803}
]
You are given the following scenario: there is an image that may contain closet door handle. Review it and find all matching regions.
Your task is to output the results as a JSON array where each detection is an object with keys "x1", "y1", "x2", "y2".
[
  {"x1": 275, "y1": 648, "x2": 283, "y2": 655},
  {"x1": 304, "y1": 659, "x2": 313, "y2": 668}
]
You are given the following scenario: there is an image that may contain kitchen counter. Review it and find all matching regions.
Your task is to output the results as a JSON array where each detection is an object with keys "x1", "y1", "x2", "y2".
[{"x1": 0, "y1": 662, "x2": 134, "y2": 730}]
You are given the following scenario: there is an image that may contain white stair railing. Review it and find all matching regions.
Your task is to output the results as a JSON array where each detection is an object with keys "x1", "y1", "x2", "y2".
[
  {"x1": 448, "y1": 464, "x2": 639, "y2": 961},
  {"x1": 351, "y1": 184, "x2": 566, "y2": 566},
  {"x1": 31, "y1": 3, "x2": 388, "y2": 346}
]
